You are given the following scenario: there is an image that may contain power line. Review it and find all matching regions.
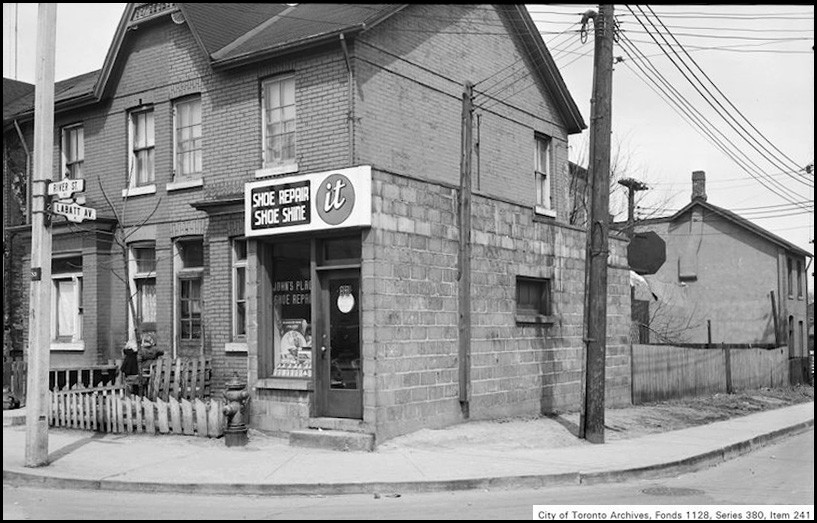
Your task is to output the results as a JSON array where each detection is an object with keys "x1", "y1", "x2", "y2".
[
  {"x1": 616, "y1": 33, "x2": 810, "y2": 211},
  {"x1": 643, "y1": 6, "x2": 813, "y2": 188},
  {"x1": 628, "y1": 7, "x2": 813, "y2": 205}
]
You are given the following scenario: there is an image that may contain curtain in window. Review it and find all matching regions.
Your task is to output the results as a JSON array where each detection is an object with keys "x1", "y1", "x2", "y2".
[{"x1": 57, "y1": 280, "x2": 75, "y2": 337}]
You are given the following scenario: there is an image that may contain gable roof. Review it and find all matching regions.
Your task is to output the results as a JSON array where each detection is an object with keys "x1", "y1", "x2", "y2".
[
  {"x1": 639, "y1": 199, "x2": 812, "y2": 259},
  {"x1": 3, "y1": 72, "x2": 100, "y2": 128},
  {"x1": 8, "y1": 4, "x2": 585, "y2": 135},
  {"x1": 3, "y1": 78, "x2": 34, "y2": 122}
]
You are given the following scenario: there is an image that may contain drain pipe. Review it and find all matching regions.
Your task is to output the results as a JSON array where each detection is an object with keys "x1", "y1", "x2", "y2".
[{"x1": 340, "y1": 33, "x2": 354, "y2": 166}]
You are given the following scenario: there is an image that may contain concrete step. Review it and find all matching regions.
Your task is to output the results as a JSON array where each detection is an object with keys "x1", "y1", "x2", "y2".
[
  {"x1": 307, "y1": 417, "x2": 370, "y2": 433},
  {"x1": 3, "y1": 409, "x2": 26, "y2": 427},
  {"x1": 289, "y1": 428, "x2": 375, "y2": 452}
]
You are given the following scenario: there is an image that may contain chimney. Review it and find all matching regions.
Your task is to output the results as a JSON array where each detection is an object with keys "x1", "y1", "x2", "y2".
[{"x1": 691, "y1": 170, "x2": 707, "y2": 202}]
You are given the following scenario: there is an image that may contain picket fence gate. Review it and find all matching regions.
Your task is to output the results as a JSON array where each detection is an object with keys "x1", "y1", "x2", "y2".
[
  {"x1": 49, "y1": 384, "x2": 224, "y2": 438},
  {"x1": 145, "y1": 356, "x2": 212, "y2": 402}
]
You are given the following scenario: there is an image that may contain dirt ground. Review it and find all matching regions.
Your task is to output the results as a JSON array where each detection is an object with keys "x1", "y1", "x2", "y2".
[{"x1": 378, "y1": 385, "x2": 814, "y2": 452}]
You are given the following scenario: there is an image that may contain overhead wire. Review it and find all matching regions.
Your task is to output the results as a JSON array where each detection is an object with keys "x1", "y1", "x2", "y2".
[
  {"x1": 626, "y1": 6, "x2": 813, "y2": 208},
  {"x1": 643, "y1": 5, "x2": 813, "y2": 187},
  {"x1": 616, "y1": 33, "x2": 810, "y2": 214}
]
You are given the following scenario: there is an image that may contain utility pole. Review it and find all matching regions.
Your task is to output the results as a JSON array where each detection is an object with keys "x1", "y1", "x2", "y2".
[
  {"x1": 25, "y1": 2, "x2": 57, "y2": 468},
  {"x1": 618, "y1": 178, "x2": 648, "y2": 239},
  {"x1": 580, "y1": 4, "x2": 615, "y2": 444},
  {"x1": 458, "y1": 81, "x2": 473, "y2": 419}
]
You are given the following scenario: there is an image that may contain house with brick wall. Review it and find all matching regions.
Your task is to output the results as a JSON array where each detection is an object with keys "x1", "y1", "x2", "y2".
[
  {"x1": 4, "y1": 3, "x2": 632, "y2": 446},
  {"x1": 631, "y1": 171, "x2": 812, "y2": 384}
]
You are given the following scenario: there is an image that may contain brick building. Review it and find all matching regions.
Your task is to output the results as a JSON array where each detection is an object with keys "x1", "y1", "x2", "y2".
[{"x1": 4, "y1": 4, "x2": 632, "y2": 446}]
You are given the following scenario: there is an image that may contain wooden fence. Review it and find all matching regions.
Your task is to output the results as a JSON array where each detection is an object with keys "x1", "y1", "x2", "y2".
[
  {"x1": 632, "y1": 344, "x2": 789, "y2": 404},
  {"x1": 49, "y1": 385, "x2": 224, "y2": 437},
  {"x1": 50, "y1": 364, "x2": 120, "y2": 392},
  {"x1": 145, "y1": 356, "x2": 211, "y2": 402}
]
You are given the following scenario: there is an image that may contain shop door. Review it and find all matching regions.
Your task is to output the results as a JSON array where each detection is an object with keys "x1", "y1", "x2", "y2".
[{"x1": 317, "y1": 270, "x2": 362, "y2": 419}]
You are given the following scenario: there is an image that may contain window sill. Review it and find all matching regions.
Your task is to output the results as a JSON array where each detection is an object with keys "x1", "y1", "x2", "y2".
[
  {"x1": 534, "y1": 205, "x2": 556, "y2": 218},
  {"x1": 50, "y1": 341, "x2": 85, "y2": 352},
  {"x1": 515, "y1": 313, "x2": 556, "y2": 326},
  {"x1": 255, "y1": 162, "x2": 299, "y2": 179},
  {"x1": 167, "y1": 178, "x2": 203, "y2": 192},
  {"x1": 255, "y1": 377, "x2": 313, "y2": 391},
  {"x1": 225, "y1": 342, "x2": 248, "y2": 353},
  {"x1": 122, "y1": 184, "x2": 157, "y2": 198}
]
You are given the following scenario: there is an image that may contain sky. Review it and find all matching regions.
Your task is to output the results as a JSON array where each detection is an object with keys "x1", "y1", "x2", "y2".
[{"x1": 3, "y1": 3, "x2": 814, "y2": 293}]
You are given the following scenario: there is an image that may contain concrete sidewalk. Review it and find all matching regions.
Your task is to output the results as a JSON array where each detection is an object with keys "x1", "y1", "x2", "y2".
[{"x1": 3, "y1": 402, "x2": 813, "y2": 496}]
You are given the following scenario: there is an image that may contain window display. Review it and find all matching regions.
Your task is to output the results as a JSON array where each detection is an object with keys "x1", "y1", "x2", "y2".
[{"x1": 272, "y1": 242, "x2": 312, "y2": 377}]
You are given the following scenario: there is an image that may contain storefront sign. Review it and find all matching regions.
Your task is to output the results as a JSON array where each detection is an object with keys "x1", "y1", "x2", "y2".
[{"x1": 245, "y1": 166, "x2": 371, "y2": 237}]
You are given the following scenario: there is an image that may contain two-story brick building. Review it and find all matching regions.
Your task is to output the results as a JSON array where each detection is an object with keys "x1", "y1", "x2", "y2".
[{"x1": 4, "y1": 3, "x2": 632, "y2": 446}]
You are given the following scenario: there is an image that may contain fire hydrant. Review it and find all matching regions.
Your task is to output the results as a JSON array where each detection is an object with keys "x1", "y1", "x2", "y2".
[{"x1": 222, "y1": 375, "x2": 250, "y2": 447}]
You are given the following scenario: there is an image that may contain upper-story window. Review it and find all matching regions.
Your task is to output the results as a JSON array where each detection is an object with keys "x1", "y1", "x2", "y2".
[
  {"x1": 787, "y1": 257, "x2": 793, "y2": 297},
  {"x1": 173, "y1": 96, "x2": 202, "y2": 180},
  {"x1": 129, "y1": 108, "x2": 155, "y2": 187},
  {"x1": 535, "y1": 134, "x2": 553, "y2": 215},
  {"x1": 262, "y1": 75, "x2": 296, "y2": 167},
  {"x1": 796, "y1": 259, "x2": 803, "y2": 298},
  {"x1": 61, "y1": 125, "x2": 84, "y2": 179}
]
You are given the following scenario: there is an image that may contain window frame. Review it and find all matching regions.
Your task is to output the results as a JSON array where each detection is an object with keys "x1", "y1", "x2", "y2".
[
  {"x1": 796, "y1": 259, "x2": 803, "y2": 298},
  {"x1": 175, "y1": 237, "x2": 204, "y2": 344},
  {"x1": 534, "y1": 134, "x2": 554, "y2": 216},
  {"x1": 232, "y1": 238, "x2": 248, "y2": 340},
  {"x1": 172, "y1": 95, "x2": 202, "y2": 181},
  {"x1": 128, "y1": 107, "x2": 155, "y2": 188},
  {"x1": 128, "y1": 242, "x2": 157, "y2": 344},
  {"x1": 61, "y1": 124, "x2": 84, "y2": 180},
  {"x1": 261, "y1": 74, "x2": 297, "y2": 168},
  {"x1": 515, "y1": 276, "x2": 553, "y2": 324},
  {"x1": 787, "y1": 257, "x2": 793, "y2": 297},
  {"x1": 51, "y1": 255, "x2": 84, "y2": 347}
]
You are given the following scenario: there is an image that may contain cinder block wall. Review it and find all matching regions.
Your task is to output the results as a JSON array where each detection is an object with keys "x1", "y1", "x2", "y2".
[{"x1": 367, "y1": 169, "x2": 631, "y2": 442}]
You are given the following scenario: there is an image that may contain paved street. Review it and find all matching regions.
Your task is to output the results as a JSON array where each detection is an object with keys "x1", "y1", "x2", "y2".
[{"x1": 4, "y1": 429, "x2": 813, "y2": 520}]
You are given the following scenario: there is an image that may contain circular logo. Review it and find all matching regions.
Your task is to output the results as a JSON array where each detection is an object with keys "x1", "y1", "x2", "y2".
[{"x1": 316, "y1": 173, "x2": 355, "y2": 226}]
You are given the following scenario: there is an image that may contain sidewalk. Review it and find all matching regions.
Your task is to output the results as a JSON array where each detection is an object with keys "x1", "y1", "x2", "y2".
[{"x1": 3, "y1": 402, "x2": 813, "y2": 496}]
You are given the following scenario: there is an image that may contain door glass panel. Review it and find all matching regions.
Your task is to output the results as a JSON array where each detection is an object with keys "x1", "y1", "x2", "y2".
[{"x1": 329, "y1": 278, "x2": 360, "y2": 390}]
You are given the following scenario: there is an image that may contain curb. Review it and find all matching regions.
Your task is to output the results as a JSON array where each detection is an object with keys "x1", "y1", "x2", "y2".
[{"x1": 3, "y1": 419, "x2": 812, "y2": 496}]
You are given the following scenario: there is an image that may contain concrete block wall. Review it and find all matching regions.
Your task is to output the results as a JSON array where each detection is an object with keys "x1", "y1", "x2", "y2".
[
  {"x1": 250, "y1": 388, "x2": 311, "y2": 436},
  {"x1": 365, "y1": 169, "x2": 463, "y2": 441},
  {"x1": 367, "y1": 168, "x2": 631, "y2": 442}
]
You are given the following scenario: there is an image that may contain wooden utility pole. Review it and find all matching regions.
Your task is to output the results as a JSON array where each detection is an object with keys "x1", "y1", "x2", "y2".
[
  {"x1": 458, "y1": 81, "x2": 473, "y2": 418},
  {"x1": 26, "y1": 2, "x2": 57, "y2": 467},
  {"x1": 580, "y1": 4, "x2": 615, "y2": 444},
  {"x1": 618, "y1": 178, "x2": 648, "y2": 239}
]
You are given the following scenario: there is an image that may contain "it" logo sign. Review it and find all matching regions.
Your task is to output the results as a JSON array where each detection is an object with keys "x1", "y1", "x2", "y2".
[{"x1": 317, "y1": 173, "x2": 355, "y2": 225}]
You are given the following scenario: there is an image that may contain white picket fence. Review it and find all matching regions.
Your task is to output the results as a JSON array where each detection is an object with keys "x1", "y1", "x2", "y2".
[{"x1": 49, "y1": 384, "x2": 224, "y2": 437}]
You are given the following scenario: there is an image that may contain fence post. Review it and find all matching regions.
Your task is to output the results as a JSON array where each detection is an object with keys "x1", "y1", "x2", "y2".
[{"x1": 723, "y1": 343, "x2": 733, "y2": 394}]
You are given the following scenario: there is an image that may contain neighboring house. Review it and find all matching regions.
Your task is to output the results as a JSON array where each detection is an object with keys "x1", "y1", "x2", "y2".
[
  {"x1": 4, "y1": 3, "x2": 632, "y2": 444},
  {"x1": 3, "y1": 77, "x2": 35, "y2": 359},
  {"x1": 632, "y1": 170, "x2": 812, "y2": 383}
]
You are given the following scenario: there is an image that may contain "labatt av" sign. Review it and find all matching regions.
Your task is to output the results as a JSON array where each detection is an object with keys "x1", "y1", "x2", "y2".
[{"x1": 245, "y1": 166, "x2": 371, "y2": 237}]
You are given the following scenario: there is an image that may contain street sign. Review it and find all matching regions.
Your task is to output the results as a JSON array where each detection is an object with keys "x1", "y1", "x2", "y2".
[
  {"x1": 52, "y1": 201, "x2": 97, "y2": 223},
  {"x1": 628, "y1": 231, "x2": 666, "y2": 275},
  {"x1": 47, "y1": 178, "x2": 85, "y2": 199}
]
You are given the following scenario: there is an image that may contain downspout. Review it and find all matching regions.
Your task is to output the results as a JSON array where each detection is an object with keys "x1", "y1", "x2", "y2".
[{"x1": 340, "y1": 33, "x2": 354, "y2": 166}]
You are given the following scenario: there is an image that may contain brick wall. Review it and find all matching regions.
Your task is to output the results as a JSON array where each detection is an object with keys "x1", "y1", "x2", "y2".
[
  {"x1": 356, "y1": 4, "x2": 570, "y2": 218},
  {"x1": 367, "y1": 169, "x2": 631, "y2": 442}
]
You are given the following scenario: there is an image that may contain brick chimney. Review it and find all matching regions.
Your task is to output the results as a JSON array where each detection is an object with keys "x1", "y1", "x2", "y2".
[{"x1": 691, "y1": 170, "x2": 707, "y2": 202}]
